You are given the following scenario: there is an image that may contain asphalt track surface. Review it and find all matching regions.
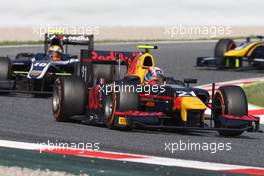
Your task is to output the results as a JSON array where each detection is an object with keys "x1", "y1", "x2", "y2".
[{"x1": 0, "y1": 41, "x2": 264, "y2": 167}]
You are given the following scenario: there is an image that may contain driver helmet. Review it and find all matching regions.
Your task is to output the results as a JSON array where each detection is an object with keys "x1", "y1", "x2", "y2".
[
  {"x1": 144, "y1": 67, "x2": 164, "y2": 83},
  {"x1": 48, "y1": 45, "x2": 62, "y2": 61}
]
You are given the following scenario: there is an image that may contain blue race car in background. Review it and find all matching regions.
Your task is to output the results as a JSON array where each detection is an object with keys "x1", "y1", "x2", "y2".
[
  {"x1": 0, "y1": 33, "x2": 94, "y2": 95},
  {"x1": 196, "y1": 36, "x2": 264, "y2": 69}
]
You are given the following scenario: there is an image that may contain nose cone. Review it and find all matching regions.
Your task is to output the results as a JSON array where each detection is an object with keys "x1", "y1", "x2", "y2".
[
  {"x1": 174, "y1": 96, "x2": 207, "y2": 122},
  {"x1": 181, "y1": 97, "x2": 207, "y2": 110},
  {"x1": 28, "y1": 70, "x2": 42, "y2": 79}
]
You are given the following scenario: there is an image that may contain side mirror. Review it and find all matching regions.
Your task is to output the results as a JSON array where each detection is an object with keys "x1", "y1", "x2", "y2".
[
  {"x1": 184, "y1": 79, "x2": 197, "y2": 87},
  {"x1": 256, "y1": 35, "x2": 264, "y2": 41}
]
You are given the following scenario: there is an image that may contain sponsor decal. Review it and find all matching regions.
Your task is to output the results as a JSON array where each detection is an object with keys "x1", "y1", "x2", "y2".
[
  {"x1": 176, "y1": 90, "x2": 196, "y2": 97},
  {"x1": 30, "y1": 70, "x2": 42, "y2": 76},
  {"x1": 83, "y1": 51, "x2": 141, "y2": 65},
  {"x1": 118, "y1": 117, "x2": 128, "y2": 125},
  {"x1": 63, "y1": 35, "x2": 90, "y2": 41},
  {"x1": 88, "y1": 86, "x2": 99, "y2": 110},
  {"x1": 34, "y1": 62, "x2": 48, "y2": 67}
]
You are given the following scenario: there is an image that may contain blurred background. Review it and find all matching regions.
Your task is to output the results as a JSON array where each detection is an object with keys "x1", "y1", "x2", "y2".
[{"x1": 0, "y1": 0, "x2": 263, "y2": 41}]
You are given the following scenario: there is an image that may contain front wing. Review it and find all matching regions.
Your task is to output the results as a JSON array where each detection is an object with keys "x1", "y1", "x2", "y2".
[{"x1": 112, "y1": 111, "x2": 260, "y2": 133}]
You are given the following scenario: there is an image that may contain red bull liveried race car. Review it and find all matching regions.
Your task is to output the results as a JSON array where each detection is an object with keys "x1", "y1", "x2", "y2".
[
  {"x1": 52, "y1": 45, "x2": 261, "y2": 137},
  {"x1": 0, "y1": 32, "x2": 94, "y2": 95}
]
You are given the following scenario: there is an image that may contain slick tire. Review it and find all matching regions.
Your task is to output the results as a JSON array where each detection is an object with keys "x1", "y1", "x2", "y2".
[
  {"x1": 73, "y1": 62, "x2": 81, "y2": 77},
  {"x1": 213, "y1": 85, "x2": 248, "y2": 136},
  {"x1": 92, "y1": 64, "x2": 117, "y2": 85},
  {"x1": 214, "y1": 39, "x2": 236, "y2": 68},
  {"x1": 0, "y1": 57, "x2": 11, "y2": 80},
  {"x1": 53, "y1": 76, "x2": 86, "y2": 122},
  {"x1": 104, "y1": 83, "x2": 139, "y2": 129}
]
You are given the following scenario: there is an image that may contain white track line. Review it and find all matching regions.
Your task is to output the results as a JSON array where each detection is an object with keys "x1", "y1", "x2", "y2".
[{"x1": 0, "y1": 139, "x2": 263, "y2": 172}]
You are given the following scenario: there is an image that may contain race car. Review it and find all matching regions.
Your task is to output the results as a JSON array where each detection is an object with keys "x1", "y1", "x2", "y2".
[
  {"x1": 196, "y1": 36, "x2": 264, "y2": 69},
  {"x1": 52, "y1": 45, "x2": 260, "y2": 137},
  {"x1": 0, "y1": 32, "x2": 94, "y2": 95}
]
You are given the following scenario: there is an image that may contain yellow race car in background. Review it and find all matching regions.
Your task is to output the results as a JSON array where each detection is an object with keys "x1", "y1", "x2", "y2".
[{"x1": 197, "y1": 36, "x2": 264, "y2": 69}]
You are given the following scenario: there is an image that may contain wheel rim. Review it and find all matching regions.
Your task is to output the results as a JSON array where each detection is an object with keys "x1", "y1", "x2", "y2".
[
  {"x1": 52, "y1": 79, "x2": 62, "y2": 119},
  {"x1": 104, "y1": 92, "x2": 117, "y2": 128},
  {"x1": 213, "y1": 95, "x2": 224, "y2": 128},
  {"x1": 104, "y1": 95, "x2": 114, "y2": 120},
  {"x1": 214, "y1": 97, "x2": 223, "y2": 116},
  {"x1": 53, "y1": 89, "x2": 59, "y2": 112}
]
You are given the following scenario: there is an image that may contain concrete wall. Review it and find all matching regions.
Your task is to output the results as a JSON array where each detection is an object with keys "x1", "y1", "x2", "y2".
[{"x1": 0, "y1": 26, "x2": 264, "y2": 41}]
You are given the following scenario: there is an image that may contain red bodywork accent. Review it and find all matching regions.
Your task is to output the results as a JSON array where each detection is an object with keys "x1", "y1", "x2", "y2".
[
  {"x1": 145, "y1": 102, "x2": 155, "y2": 107},
  {"x1": 173, "y1": 97, "x2": 183, "y2": 110},
  {"x1": 115, "y1": 111, "x2": 163, "y2": 117},
  {"x1": 223, "y1": 115, "x2": 259, "y2": 122},
  {"x1": 127, "y1": 57, "x2": 139, "y2": 74},
  {"x1": 139, "y1": 94, "x2": 172, "y2": 100},
  {"x1": 91, "y1": 51, "x2": 115, "y2": 61},
  {"x1": 144, "y1": 80, "x2": 159, "y2": 85},
  {"x1": 82, "y1": 51, "x2": 141, "y2": 66},
  {"x1": 88, "y1": 86, "x2": 99, "y2": 110}
]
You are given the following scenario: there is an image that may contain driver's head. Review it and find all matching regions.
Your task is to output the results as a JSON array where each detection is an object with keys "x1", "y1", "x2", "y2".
[
  {"x1": 48, "y1": 45, "x2": 62, "y2": 61},
  {"x1": 144, "y1": 67, "x2": 164, "y2": 84}
]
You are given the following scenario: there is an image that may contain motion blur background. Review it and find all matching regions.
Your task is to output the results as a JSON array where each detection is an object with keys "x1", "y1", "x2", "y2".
[{"x1": 0, "y1": 0, "x2": 263, "y2": 41}]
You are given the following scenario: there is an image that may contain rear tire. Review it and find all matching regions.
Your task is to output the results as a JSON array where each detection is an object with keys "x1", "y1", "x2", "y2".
[
  {"x1": 104, "y1": 83, "x2": 139, "y2": 129},
  {"x1": 214, "y1": 39, "x2": 236, "y2": 68},
  {"x1": 92, "y1": 64, "x2": 117, "y2": 85},
  {"x1": 0, "y1": 57, "x2": 12, "y2": 94},
  {"x1": 73, "y1": 62, "x2": 81, "y2": 77},
  {"x1": 0, "y1": 57, "x2": 11, "y2": 80},
  {"x1": 213, "y1": 85, "x2": 248, "y2": 136},
  {"x1": 52, "y1": 76, "x2": 86, "y2": 122}
]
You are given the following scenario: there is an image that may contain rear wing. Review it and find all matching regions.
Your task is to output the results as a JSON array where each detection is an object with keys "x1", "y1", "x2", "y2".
[
  {"x1": 80, "y1": 50, "x2": 142, "y2": 65},
  {"x1": 245, "y1": 35, "x2": 264, "y2": 42},
  {"x1": 80, "y1": 50, "x2": 142, "y2": 83},
  {"x1": 44, "y1": 33, "x2": 94, "y2": 54}
]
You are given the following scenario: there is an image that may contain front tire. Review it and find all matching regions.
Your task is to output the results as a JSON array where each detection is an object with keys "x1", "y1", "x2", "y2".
[
  {"x1": 53, "y1": 76, "x2": 86, "y2": 122},
  {"x1": 214, "y1": 39, "x2": 236, "y2": 68},
  {"x1": 213, "y1": 85, "x2": 248, "y2": 136}
]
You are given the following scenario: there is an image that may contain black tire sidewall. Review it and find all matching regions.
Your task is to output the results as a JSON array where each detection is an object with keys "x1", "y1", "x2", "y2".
[
  {"x1": 218, "y1": 85, "x2": 248, "y2": 116},
  {"x1": 53, "y1": 76, "x2": 86, "y2": 121},
  {"x1": 213, "y1": 85, "x2": 248, "y2": 136},
  {"x1": 104, "y1": 82, "x2": 139, "y2": 128},
  {"x1": 0, "y1": 57, "x2": 11, "y2": 80},
  {"x1": 214, "y1": 39, "x2": 236, "y2": 68}
]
